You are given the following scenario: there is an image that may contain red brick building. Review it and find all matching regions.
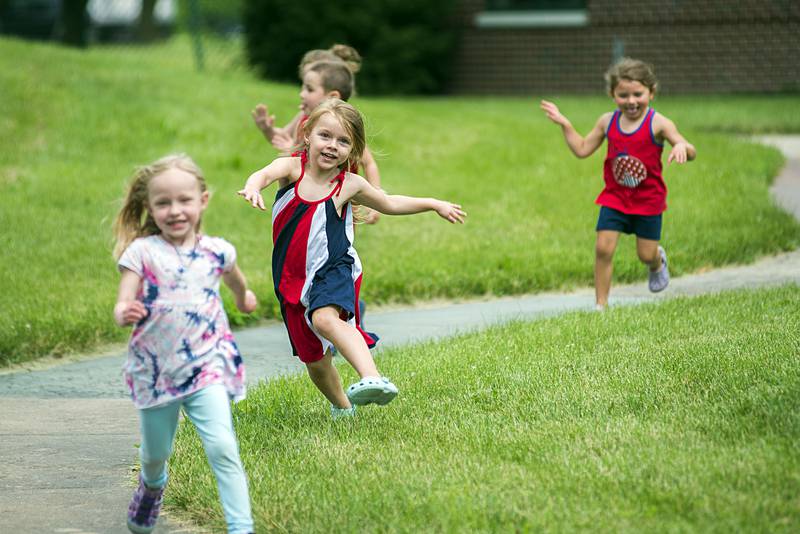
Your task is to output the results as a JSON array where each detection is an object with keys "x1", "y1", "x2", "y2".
[{"x1": 450, "y1": 0, "x2": 800, "y2": 94}]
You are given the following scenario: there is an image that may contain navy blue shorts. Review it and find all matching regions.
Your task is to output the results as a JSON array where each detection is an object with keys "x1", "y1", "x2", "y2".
[{"x1": 596, "y1": 206, "x2": 662, "y2": 240}]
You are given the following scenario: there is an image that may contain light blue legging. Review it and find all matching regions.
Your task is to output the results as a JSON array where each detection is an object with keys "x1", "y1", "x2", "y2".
[{"x1": 138, "y1": 384, "x2": 253, "y2": 534}]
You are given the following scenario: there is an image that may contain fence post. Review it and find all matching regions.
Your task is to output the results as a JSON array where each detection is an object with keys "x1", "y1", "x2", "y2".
[{"x1": 188, "y1": 0, "x2": 205, "y2": 71}]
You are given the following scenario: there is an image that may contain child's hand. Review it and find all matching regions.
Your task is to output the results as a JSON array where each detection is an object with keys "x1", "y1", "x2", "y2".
[
  {"x1": 236, "y1": 289, "x2": 258, "y2": 314},
  {"x1": 237, "y1": 182, "x2": 266, "y2": 210},
  {"x1": 271, "y1": 130, "x2": 294, "y2": 152},
  {"x1": 115, "y1": 300, "x2": 148, "y2": 327},
  {"x1": 251, "y1": 104, "x2": 275, "y2": 132},
  {"x1": 667, "y1": 142, "x2": 689, "y2": 164},
  {"x1": 540, "y1": 100, "x2": 570, "y2": 127},
  {"x1": 362, "y1": 206, "x2": 381, "y2": 225},
  {"x1": 435, "y1": 201, "x2": 467, "y2": 224}
]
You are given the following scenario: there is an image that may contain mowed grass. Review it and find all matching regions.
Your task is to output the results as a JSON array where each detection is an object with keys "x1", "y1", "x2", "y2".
[
  {"x1": 167, "y1": 285, "x2": 800, "y2": 533},
  {"x1": 2, "y1": 35, "x2": 799, "y2": 364}
]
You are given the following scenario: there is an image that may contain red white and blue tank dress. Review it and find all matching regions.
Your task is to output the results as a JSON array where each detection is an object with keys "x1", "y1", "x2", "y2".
[{"x1": 272, "y1": 152, "x2": 377, "y2": 362}]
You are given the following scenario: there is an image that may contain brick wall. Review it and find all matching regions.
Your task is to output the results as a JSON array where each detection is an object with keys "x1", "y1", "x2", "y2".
[{"x1": 450, "y1": 0, "x2": 800, "y2": 94}]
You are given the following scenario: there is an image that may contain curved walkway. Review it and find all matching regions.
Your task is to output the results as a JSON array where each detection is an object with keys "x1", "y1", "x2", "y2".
[{"x1": 1, "y1": 137, "x2": 799, "y2": 533}]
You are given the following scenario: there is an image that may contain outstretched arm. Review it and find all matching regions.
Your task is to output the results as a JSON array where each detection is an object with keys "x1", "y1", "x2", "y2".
[
  {"x1": 237, "y1": 157, "x2": 296, "y2": 211},
  {"x1": 222, "y1": 264, "x2": 258, "y2": 313},
  {"x1": 252, "y1": 104, "x2": 278, "y2": 141},
  {"x1": 114, "y1": 268, "x2": 146, "y2": 327},
  {"x1": 251, "y1": 105, "x2": 299, "y2": 153},
  {"x1": 350, "y1": 175, "x2": 466, "y2": 224},
  {"x1": 540, "y1": 100, "x2": 607, "y2": 158},
  {"x1": 656, "y1": 115, "x2": 696, "y2": 164}
]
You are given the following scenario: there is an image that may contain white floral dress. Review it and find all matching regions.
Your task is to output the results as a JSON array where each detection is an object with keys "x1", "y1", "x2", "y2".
[{"x1": 118, "y1": 235, "x2": 246, "y2": 409}]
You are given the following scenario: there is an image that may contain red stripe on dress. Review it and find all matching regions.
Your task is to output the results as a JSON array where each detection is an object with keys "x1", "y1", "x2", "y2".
[
  {"x1": 278, "y1": 205, "x2": 315, "y2": 304},
  {"x1": 272, "y1": 196, "x2": 298, "y2": 245}
]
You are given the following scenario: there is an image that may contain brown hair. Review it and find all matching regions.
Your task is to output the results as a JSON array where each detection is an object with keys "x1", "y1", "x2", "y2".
[
  {"x1": 604, "y1": 57, "x2": 658, "y2": 95},
  {"x1": 300, "y1": 98, "x2": 366, "y2": 173},
  {"x1": 307, "y1": 59, "x2": 356, "y2": 101},
  {"x1": 297, "y1": 43, "x2": 362, "y2": 78},
  {"x1": 112, "y1": 154, "x2": 207, "y2": 259},
  {"x1": 328, "y1": 44, "x2": 362, "y2": 74}
]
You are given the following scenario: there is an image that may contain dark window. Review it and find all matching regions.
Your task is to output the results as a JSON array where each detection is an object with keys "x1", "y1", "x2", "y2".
[{"x1": 485, "y1": 1, "x2": 587, "y2": 10}]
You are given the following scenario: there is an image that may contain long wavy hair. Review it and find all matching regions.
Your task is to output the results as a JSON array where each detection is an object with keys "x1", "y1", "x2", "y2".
[
  {"x1": 112, "y1": 154, "x2": 207, "y2": 259},
  {"x1": 297, "y1": 98, "x2": 366, "y2": 173}
]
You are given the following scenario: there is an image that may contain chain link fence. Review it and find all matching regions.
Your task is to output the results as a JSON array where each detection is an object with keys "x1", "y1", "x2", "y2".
[{"x1": 0, "y1": 0, "x2": 247, "y2": 74}]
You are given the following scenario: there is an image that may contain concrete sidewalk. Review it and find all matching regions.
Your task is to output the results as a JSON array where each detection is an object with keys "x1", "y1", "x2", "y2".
[{"x1": 1, "y1": 136, "x2": 799, "y2": 533}]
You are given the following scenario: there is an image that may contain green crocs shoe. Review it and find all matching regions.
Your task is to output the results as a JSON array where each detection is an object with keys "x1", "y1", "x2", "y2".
[{"x1": 331, "y1": 404, "x2": 356, "y2": 419}]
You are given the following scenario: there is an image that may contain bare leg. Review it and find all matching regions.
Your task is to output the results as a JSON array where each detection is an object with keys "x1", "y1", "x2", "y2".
[
  {"x1": 305, "y1": 353, "x2": 351, "y2": 409},
  {"x1": 311, "y1": 306, "x2": 380, "y2": 378},
  {"x1": 595, "y1": 230, "x2": 620, "y2": 308},
  {"x1": 636, "y1": 237, "x2": 662, "y2": 271}
]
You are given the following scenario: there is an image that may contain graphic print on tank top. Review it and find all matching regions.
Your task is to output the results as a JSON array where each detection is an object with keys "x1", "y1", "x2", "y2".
[{"x1": 612, "y1": 153, "x2": 648, "y2": 188}]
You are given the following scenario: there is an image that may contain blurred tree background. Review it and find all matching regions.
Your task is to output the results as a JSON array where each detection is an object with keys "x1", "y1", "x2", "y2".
[
  {"x1": 0, "y1": 0, "x2": 461, "y2": 93},
  {"x1": 243, "y1": 0, "x2": 461, "y2": 94}
]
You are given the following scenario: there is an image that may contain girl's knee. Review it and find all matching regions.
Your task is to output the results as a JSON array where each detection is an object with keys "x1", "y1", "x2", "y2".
[
  {"x1": 595, "y1": 243, "x2": 615, "y2": 262},
  {"x1": 637, "y1": 250, "x2": 655, "y2": 263},
  {"x1": 204, "y1": 434, "x2": 240, "y2": 466},
  {"x1": 311, "y1": 307, "x2": 340, "y2": 336},
  {"x1": 636, "y1": 241, "x2": 659, "y2": 263}
]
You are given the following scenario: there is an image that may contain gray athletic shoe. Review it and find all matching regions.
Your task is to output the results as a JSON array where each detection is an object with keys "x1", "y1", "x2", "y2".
[{"x1": 648, "y1": 246, "x2": 670, "y2": 293}]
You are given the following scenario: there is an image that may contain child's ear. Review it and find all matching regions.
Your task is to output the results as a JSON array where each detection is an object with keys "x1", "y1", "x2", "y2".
[
  {"x1": 328, "y1": 90, "x2": 341, "y2": 99},
  {"x1": 201, "y1": 190, "x2": 210, "y2": 209}
]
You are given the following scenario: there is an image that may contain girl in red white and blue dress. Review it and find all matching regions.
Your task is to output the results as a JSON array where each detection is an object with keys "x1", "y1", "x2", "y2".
[
  {"x1": 239, "y1": 98, "x2": 466, "y2": 418},
  {"x1": 540, "y1": 57, "x2": 696, "y2": 311}
]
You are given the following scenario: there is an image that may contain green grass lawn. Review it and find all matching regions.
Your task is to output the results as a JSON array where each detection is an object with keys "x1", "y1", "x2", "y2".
[
  {"x1": 166, "y1": 285, "x2": 800, "y2": 533},
  {"x1": 1, "y1": 35, "x2": 799, "y2": 364}
]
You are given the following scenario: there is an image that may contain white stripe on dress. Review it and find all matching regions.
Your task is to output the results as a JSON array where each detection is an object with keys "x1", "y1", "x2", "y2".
[
  {"x1": 271, "y1": 188, "x2": 297, "y2": 224},
  {"x1": 300, "y1": 203, "x2": 329, "y2": 307}
]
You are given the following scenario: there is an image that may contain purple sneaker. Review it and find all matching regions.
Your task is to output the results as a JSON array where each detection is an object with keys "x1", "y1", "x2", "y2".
[
  {"x1": 127, "y1": 476, "x2": 164, "y2": 534},
  {"x1": 648, "y1": 246, "x2": 670, "y2": 293}
]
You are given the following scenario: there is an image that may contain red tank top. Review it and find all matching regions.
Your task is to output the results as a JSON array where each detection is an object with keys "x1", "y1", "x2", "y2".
[{"x1": 596, "y1": 108, "x2": 665, "y2": 215}]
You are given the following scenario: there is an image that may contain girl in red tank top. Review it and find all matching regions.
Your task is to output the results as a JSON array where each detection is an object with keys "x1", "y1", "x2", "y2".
[{"x1": 540, "y1": 58, "x2": 696, "y2": 310}]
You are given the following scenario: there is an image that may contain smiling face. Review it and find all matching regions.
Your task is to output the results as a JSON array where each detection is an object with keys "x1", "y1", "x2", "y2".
[
  {"x1": 612, "y1": 79, "x2": 654, "y2": 122},
  {"x1": 305, "y1": 112, "x2": 353, "y2": 171},
  {"x1": 299, "y1": 70, "x2": 329, "y2": 115},
  {"x1": 147, "y1": 167, "x2": 208, "y2": 247}
]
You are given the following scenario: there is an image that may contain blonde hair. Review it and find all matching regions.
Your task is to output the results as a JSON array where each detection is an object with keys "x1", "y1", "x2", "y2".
[
  {"x1": 300, "y1": 98, "x2": 366, "y2": 173},
  {"x1": 297, "y1": 43, "x2": 362, "y2": 78},
  {"x1": 112, "y1": 154, "x2": 207, "y2": 259},
  {"x1": 604, "y1": 57, "x2": 658, "y2": 95}
]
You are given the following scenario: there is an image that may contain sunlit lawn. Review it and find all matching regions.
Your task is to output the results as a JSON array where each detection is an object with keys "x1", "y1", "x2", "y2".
[
  {"x1": 167, "y1": 286, "x2": 800, "y2": 533},
  {"x1": 1, "y1": 35, "x2": 799, "y2": 364}
]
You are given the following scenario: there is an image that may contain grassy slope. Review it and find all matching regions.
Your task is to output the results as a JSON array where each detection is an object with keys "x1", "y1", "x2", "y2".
[
  {"x1": 168, "y1": 286, "x2": 800, "y2": 532},
  {"x1": 1, "y1": 36, "x2": 799, "y2": 364}
]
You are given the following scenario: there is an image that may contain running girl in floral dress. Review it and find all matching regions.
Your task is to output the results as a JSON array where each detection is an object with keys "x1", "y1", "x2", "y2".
[{"x1": 113, "y1": 154, "x2": 256, "y2": 534}]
